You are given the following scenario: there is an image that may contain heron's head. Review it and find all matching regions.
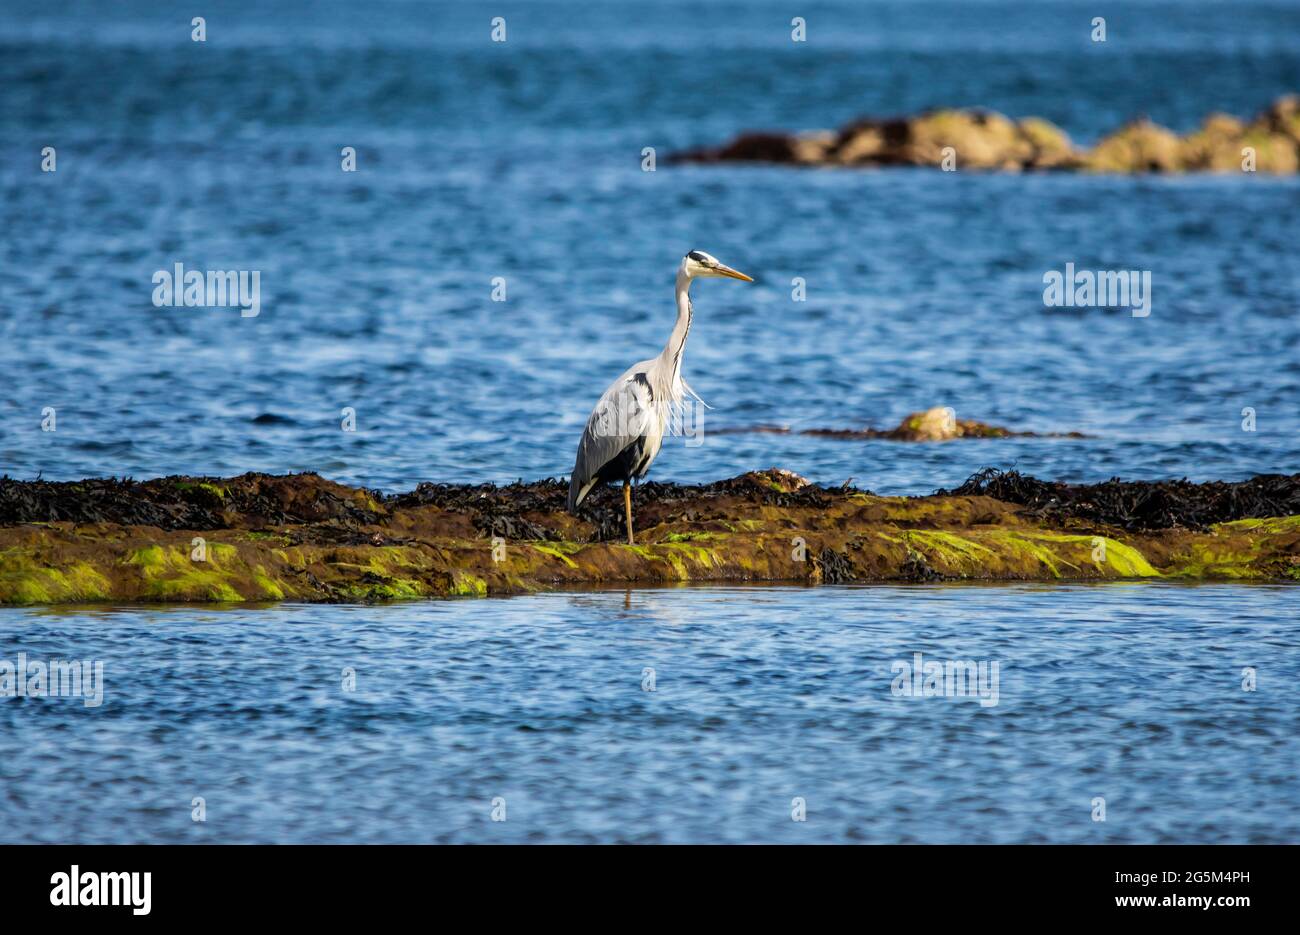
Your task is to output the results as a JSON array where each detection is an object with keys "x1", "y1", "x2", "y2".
[{"x1": 680, "y1": 250, "x2": 754, "y2": 282}]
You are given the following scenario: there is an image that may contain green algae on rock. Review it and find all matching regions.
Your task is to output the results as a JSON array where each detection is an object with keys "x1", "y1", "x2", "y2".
[{"x1": 1, "y1": 468, "x2": 1298, "y2": 604}]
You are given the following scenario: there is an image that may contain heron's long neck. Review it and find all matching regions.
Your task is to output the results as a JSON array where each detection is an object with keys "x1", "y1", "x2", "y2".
[{"x1": 660, "y1": 271, "x2": 693, "y2": 387}]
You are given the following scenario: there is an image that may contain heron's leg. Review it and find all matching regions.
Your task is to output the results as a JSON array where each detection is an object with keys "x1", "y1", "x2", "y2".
[{"x1": 623, "y1": 480, "x2": 634, "y2": 546}]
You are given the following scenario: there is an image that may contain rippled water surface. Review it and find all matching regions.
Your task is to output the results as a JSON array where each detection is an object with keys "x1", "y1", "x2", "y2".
[
  {"x1": 1, "y1": 584, "x2": 1296, "y2": 844},
  {"x1": 1, "y1": 1, "x2": 1297, "y2": 843},
  {"x1": 1, "y1": 0, "x2": 1298, "y2": 492}
]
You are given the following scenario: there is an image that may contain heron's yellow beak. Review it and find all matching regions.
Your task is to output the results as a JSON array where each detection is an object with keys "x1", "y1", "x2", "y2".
[{"x1": 716, "y1": 264, "x2": 754, "y2": 282}]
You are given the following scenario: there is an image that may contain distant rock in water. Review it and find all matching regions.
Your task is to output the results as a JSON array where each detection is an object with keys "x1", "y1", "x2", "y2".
[
  {"x1": 716, "y1": 407, "x2": 1087, "y2": 441},
  {"x1": 670, "y1": 95, "x2": 1300, "y2": 174},
  {"x1": 806, "y1": 407, "x2": 1017, "y2": 441}
]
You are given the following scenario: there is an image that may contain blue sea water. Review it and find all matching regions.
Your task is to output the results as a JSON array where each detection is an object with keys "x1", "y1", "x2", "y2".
[
  {"x1": 2, "y1": 0, "x2": 1299, "y2": 492},
  {"x1": 2, "y1": 584, "x2": 1298, "y2": 844},
  {"x1": 0, "y1": 0, "x2": 1298, "y2": 843}
]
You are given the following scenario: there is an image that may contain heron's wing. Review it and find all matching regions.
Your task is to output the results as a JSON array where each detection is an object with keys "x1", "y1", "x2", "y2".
[{"x1": 568, "y1": 364, "x2": 661, "y2": 511}]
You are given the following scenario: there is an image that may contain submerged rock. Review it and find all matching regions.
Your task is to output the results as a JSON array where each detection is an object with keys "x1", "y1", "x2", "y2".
[
  {"x1": 718, "y1": 407, "x2": 1086, "y2": 441},
  {"x1": 670, "y1": 96, "x2": 1300, "y2": 174},
  {"x1": 1, "y1": 468, "x2": 1297, "y2": 604},
  {"x1": 892, "y1": 407, "x2": 994, "y2": 441}
]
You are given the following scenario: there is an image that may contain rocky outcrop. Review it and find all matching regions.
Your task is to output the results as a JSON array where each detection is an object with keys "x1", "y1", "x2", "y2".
[
  {"x1": 671, "y1": 96, "x2": 1300, "y2": 173},
  {"x1": 1, "y1": 469, "x2": 1297, "y2": 604}
]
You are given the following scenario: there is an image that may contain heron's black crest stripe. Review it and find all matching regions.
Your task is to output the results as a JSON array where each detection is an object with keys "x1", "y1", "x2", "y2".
[
  {"x1": 687, "y1": 251, "x2": 709, "y2": 263},
  {"x1": 671, "y1": 296, "x2": 692, "y2": 376}
]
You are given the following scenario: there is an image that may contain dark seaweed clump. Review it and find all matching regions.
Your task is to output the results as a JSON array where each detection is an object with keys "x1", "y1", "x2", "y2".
[
  {"x1": 12, "y1": 467, "x2": 1294, "y2": 541},
  {"x1": 640, "y1": 473, "x2": 835, "y2": 509},
  {"x1": 394, "y1": 471, "x2": 835, "y2": 542},
  {"x1": 817, "y1": 547, "x2": 856, "y2": 584},
  {"x1": 945, "y1": 468, "x2": 1300, "y2": 532},
  {"x1": 0, "y1": 473, "x2": 382, "y2": 531},
  {"x1": 570, "y1": 474, "x2": 834, "y2": 542},
  {"x1": 0, "y1": 469, "x2": 830, "y2": 541},
  {"x1": 393, "y1": 479, "x2": 567, "y2": 541},
  {"x1": 0, "y1": 476, "x2": 221, "y2": 529}
]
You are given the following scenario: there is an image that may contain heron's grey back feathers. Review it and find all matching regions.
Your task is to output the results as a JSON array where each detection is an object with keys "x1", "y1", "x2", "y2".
[{"x1": 567, "y1": 358, "x2": 681, "y2": 511}]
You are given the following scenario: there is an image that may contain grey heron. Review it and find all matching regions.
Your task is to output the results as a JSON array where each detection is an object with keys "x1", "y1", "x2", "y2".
[{"x1": 566, "y1": 250, "x2": 753, "y2": 544}]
